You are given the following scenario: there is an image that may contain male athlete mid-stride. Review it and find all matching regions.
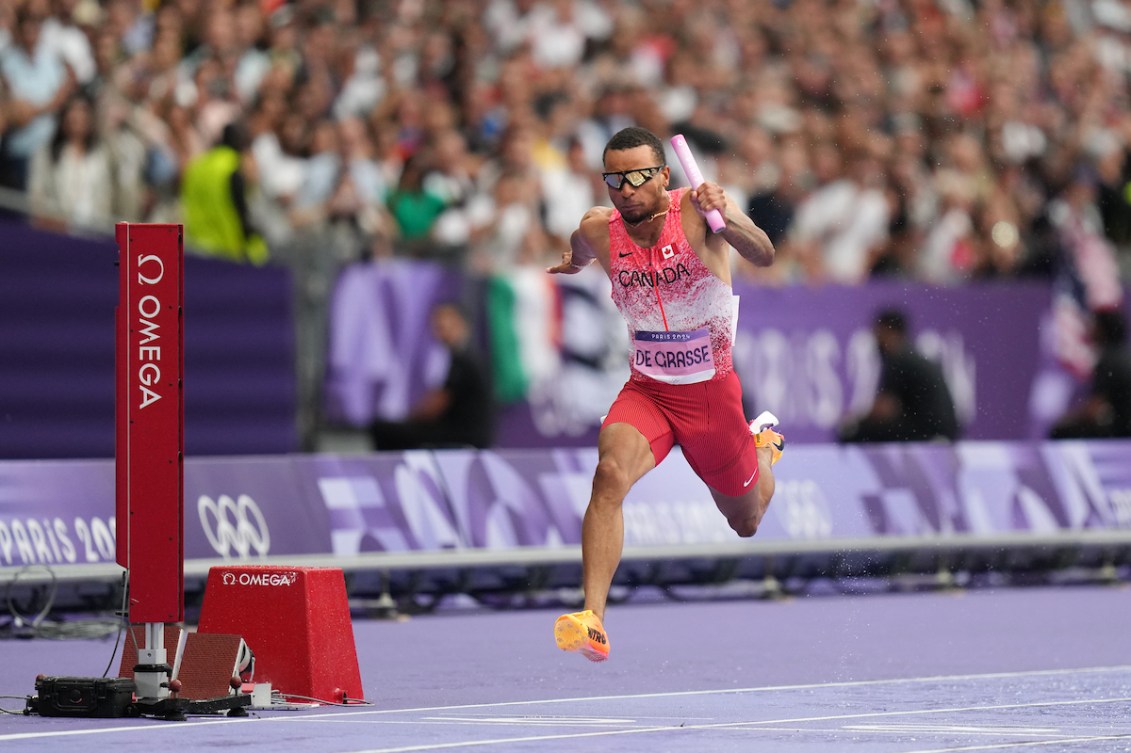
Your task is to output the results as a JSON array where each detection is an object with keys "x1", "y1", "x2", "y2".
[{"x1": 546, "y1": 126, "x2": 785, "y2": 662}]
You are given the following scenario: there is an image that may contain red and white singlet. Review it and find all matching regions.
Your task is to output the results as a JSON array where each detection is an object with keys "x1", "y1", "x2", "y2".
[{"x1": 608, "y1": 188, "x2": 736, "y2": 385}]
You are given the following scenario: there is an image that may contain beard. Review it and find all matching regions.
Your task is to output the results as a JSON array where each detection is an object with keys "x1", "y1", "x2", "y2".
[
  {"x1": 621, "y1": 208, "x2": 650, "y2": 224},
  {"x1": 619, "y1": 196, "x2": 666, "y2": 226}
]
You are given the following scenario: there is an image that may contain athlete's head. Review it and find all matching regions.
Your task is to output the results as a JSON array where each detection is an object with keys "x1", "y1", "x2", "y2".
[
  {"x1": 602, "y1": 127, "x2": 670, "y2": 224},
  {"x1": 603, "y1": 127, "x2": 665, "y2": 167}
]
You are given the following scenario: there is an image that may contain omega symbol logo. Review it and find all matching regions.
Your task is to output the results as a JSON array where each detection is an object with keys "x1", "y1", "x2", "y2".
[{"x1": 219, "y1": 570, "x2": 297, "y2": 587}]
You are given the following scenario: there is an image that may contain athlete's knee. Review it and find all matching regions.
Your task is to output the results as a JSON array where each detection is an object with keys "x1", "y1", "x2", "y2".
[
  {"x1": 591, "y1": 456, "x2": 633, "y2": 504},
  {"x1": 727, "y1": 487, "x2": 773, "y2": 537},
  {"x1": 728, "y1": 515, "x2": 759, "y2": 538}
]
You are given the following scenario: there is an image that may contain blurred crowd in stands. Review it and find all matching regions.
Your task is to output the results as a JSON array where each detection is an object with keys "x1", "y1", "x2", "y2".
[{"x1": 3, "y1": 0, "x2": 1131, "y2": 288}]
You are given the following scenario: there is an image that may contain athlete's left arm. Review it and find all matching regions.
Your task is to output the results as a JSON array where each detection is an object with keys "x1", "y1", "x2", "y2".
[
  {"x1": 691, "y1": 182, "x2": 775, "y2": 267},
  {"x1": 718, "y1": 199, "x2": 775, "y2": 267}
]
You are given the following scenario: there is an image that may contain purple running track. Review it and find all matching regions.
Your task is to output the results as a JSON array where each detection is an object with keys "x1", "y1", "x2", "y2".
[{"x1": 1, "y1": 585, "x2": 1129, "y2": 753}]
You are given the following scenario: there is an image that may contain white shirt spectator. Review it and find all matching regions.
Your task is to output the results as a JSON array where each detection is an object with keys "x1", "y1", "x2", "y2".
[
  {"x1": 525, "y1": 2, "x2": 586, "y2": 70},
  {"x1": 41, "y1": 15, "x2": 95, "y2": 84},
  {"x1": 28, "y1": 141, "x2": 114, "y2": 228},
  {"x1": 541, "y1": 164, "x2": 596, "y2": 241},
  {"x1": 0, "y1": 28, "x2": 68, "y2": 161},
  {"x1": 333, "y1": 44, "x2": 385, "y2": 120},
  {"x1": 790, "y1": 178, "x2": 890, "y2": 284},
  {"x1": 252, "y1": 131, "x2": 306, "y2": 202}
]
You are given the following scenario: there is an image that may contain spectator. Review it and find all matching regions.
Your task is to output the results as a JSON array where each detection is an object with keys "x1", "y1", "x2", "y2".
[
  {"x1": 97, "y1": 89, "x2": 149, "y2": 223},
  {"x1": 180, "y1": 119, "x2": 267, "y2": 264},
  {"x1": 839, "y1": 308, "x2": 961, "y2": 443},
  {"x1": 918, "y1": 171, "x2": 977, "y2": 284},
  {"x1": 132, "y1": 95, "x2": 206, "y2": 223},
  {"x1": 471, "y1": 166, "x2": 548, "y2": 272},
  {"x1": 282, "y1": 114, "x2": 389, "y2": 253},
  {"x1": 1050, "y1": 308, "x2": 1131, "y2": 438},
  {"x1": 424, "y1": 126, "x2": 480, "y2": 250},
  {"x1": 541, "y1": 135, "x2": 603, "y2": 252},
  {"x1": 27, "y1": 92, "x2": 113, "y2": 230},
  {"x1": 331, "y1": 21, "x2": 384, "y2": 121},
  {"x1": 872, "y1": 118, "x2": 938, "y2": 279},
  {"x1": 789, "y1": 146, "x2": 891, "y2": 284},
  {"x1": 1095, "y1": 139, "x2": 1131, "y2": 278},
  {"x1": 368, "y1": 301, "x2": 494, "y2": 451},
  {"x1": 0, "y1": 0, "x2": 74, "y2": 191},
  {"x1": 386, "y1": 150, "x2": 447, "y2": 254},
  {"x1": 1049, "y1": 163, "x2": 1124, "y2": 311},
  {"x1": 1, "y1": 0, "x2": 1131, "y2": 297},
  {"x1": 289, "y1": 117, "x2": 339, "y2": 228},
  {"x1": 41, "y1": 0, "x2": 96, "y2": 87},
  {"x1": 250, "y1": 106, "x2": 306, "y2": 244},
  {"x1": 743, "y1": 136, "x2": 810, "y2": 283},
  {"x1": 231, "y1": 0, "x2": 270, "y2": 105},
  {"x1": 185, "y1": 53, "x2": 242, "y2": 148},
  {"x1": 327, "y1": 115, "x2": 392, "y2": 245},
  {"x1": 263, "y1": 4, "x2": 302, "y2": 81}
]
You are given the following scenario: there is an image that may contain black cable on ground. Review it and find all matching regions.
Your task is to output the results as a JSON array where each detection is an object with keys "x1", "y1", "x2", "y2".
[
  {"x1": 101, "y1": 571, "x2": 130, "y2": 677},
  {"x1": 0, "y1": 695, "x2": 27, "y2": 715},
  {"x1": 1, "y1": 565, "x2": 125, "y2": 641}
]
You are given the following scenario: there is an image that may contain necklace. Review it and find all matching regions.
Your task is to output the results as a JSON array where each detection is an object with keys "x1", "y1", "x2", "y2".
[
  {"x1": 624, "y1": 207, "x2": 669, "y2": 228},
  {"x1": 623, "y1": 194, "x2": 671, "y2": 228}
]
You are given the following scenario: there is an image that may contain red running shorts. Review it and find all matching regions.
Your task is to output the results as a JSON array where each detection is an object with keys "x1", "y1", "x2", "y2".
[{"x1": 603, "y1": 370, "x2": 760, "y2": 497}]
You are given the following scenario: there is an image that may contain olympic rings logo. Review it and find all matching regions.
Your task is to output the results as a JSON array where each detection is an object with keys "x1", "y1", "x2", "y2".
[{"x1": 197, "y1": 494, "x2": 271, "y2": 559}]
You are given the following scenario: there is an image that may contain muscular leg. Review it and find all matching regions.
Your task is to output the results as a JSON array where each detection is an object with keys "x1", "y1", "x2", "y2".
[
  {"x1": 582, "y1": 422, "x2": 656, "y2": 620},
  {"x1": 710, "y1": 444, "x2": 776, "y2": 537}
]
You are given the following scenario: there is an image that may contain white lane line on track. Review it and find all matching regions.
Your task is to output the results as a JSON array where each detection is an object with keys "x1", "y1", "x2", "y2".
[
  {"x1": 289, "y1": 664, "x2": 1131, "y2": 719},
  {"x1": 338, "y1": 697, "x2": 1131, "y2": 753},
  {"x1": 1, "y1": 665, "x2": 1129, "y2": 742},
  {"x1": 845, "y1": 723, "x2": 1069, "y2": 736},
  {"x1": 422, "y1": 716, "x2": 639, "y2": 726},
  {"x1": 901, "y1": 735, "x2": 1131, "y2": 753}
]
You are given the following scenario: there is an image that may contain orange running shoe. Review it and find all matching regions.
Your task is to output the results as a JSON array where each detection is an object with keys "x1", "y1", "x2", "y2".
[
  {"x1": 750, "y1": 410, "x2": 786, "y2": 466},
  {"x1": 554, "y1": 610, "x2": 610, "y2": 662}
]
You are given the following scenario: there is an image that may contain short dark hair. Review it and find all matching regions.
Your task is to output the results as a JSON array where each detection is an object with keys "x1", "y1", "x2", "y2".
[
  {"x1": 220, "y1": 120, "x2": 249, "y2": 151},
  {"x1": 874, "y1": 307, "x2": 907, "y2": 335},
  {"x1": 603, "y1": 127, "x2": 665, "y2": 166}
]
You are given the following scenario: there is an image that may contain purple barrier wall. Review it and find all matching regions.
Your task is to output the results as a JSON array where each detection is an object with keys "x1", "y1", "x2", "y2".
[
  {"x1": 731, "y1": 280, "x2": 1051, "y2": 443},
  {"x1": 0, "y1": 219, "x2": 298, "y2": 458},
  {"x1": 2, "y1": 441, "x2": 1128, "y2": 568},
  {"x1": 324, "y1": 263, "x2": 1068, "y2": 448}
]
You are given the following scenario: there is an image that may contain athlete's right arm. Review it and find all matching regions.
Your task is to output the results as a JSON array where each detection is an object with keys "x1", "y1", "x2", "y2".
[{"x1": 547, "y1": 207, "x2": 611, "y2": 275}]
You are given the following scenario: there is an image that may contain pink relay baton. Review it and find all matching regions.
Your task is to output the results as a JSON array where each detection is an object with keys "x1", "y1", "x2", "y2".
[{"x1": 670, "y1": 134, "x2": 725, "y2": 233}]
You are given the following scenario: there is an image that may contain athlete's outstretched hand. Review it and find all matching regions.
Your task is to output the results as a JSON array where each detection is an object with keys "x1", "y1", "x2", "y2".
[
  {"x1": 547, "y1": 251, "x2": 583, "y2": 275},
  {"x1": 549, "y1": 225, "x2": 599, "y2": 274}
]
